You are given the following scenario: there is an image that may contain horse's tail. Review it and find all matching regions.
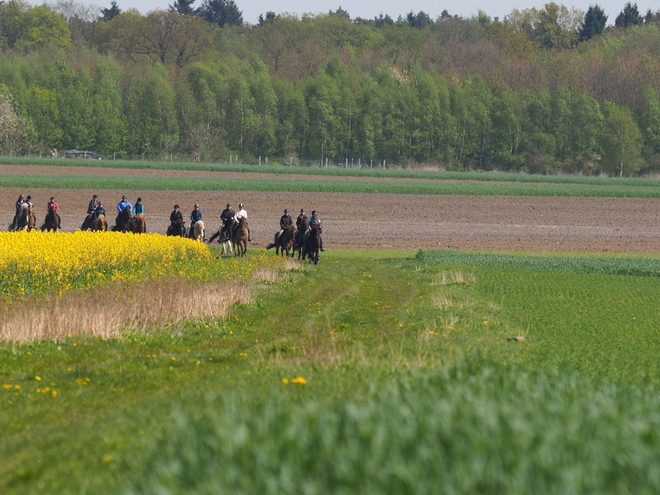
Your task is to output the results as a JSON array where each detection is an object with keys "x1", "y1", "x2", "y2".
[{"x1": 266, "y1": 243, "x2": 276, "y2": 250}]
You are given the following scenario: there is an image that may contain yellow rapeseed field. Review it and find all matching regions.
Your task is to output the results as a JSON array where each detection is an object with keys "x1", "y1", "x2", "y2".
[{"x1": 0, "y1": 231, "x2": 221, "y2": 296}]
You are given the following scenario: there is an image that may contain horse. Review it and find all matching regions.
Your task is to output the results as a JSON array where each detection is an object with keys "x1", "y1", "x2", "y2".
[
  {"x1": 167, "y1": 218, "x2": 186, "y2": 237},
  {"x1": 128, "y1": 214, "x2": 146, "y2": 234},
  {"x1": 27, "y1": 205, "x2": 36, "y2": 232},
  {"x1": 12, "y1": 203, "x2": 30, "y2": 231},
  {"x1": 193, "y1": 220, "x2": 205, "y2": 242},
  {"x1": 208, "y1": 225, "x2": 233, "y2": 255},
  {"x1": 91, "y1": 214, "x2": 107, "y2": 231},
  {"x1": 40, "y1": 209, "x2": 60, "y2": 232},
  {"x1": 267, "y1": 225, "x2": 296, "y2": 256},
  {"x1": 232, "y1": 218, "x2": 249, "y2": 257},
  {"x1": 112, "y1": 207, "x2": 132, "y2": 233},
  {"x1": 81, "y1": 213, "x2": 95, "y2": 231},
  {"x1": 302, "y1": 224, "x2": 321, "y2": 265},
  {"x1": 293, "y1": 224, "x2": 306, "y2": 259}
]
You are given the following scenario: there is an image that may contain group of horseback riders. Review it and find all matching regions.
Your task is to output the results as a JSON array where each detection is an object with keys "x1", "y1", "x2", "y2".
[
  {"x1": 9, "y1": 194, "x2": 60, "y2": 232},
  {"x1": 266, "y1": 207, "x2": 324, "y2": 257}
]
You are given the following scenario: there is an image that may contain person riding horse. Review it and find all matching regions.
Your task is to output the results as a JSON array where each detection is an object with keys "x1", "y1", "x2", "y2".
[
  {"x1": 220, "y1": 203, "x2": 234, "y2": 240},
  {"x1": 277, "y1": 209, "x2": 293, "y2": 240},
  {"x1": 25, "y1": 195, "x2": 36, "y2": 230},
  {"x1": 189, "y1": 204, "x2": 203, "y2": 239},
  {"x1": 233, "y1": 203, "x2": 252, "y2": 242},
  {"x1": 306, "y1": 210, "x2": 324, "y2": 251},
  {"x1": 82, "y1": 194, "x2": 99, "y2": 230},
  {"x1": 10, "y1": 194, "x2": 24, "y2": 230},
  {"x1": 115, "y1": 195, "x2": 132, "y2": 229}
]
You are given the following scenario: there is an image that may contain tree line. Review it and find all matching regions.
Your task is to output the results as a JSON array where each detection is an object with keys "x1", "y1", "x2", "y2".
[{"x1": 1, "y1": 0, "x2": 660, "y2": 174}]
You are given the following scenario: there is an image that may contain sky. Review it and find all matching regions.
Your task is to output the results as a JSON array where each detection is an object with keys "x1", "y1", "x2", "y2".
[{"x1": 45, "y1": 0, "x2": 659, "y2": 25}]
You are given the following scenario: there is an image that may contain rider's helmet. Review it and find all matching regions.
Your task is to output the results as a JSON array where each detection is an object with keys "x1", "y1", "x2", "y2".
[
  {"x1": 174, "y1": 205, "x2": 179, "y2": 209},
  {"x1": 18, "y1": 195, "x2": 24, "y2": 200},
  {"x1": 122, "y1": 195, "x2": 127, "y2": 199},
  {"x1": 300, "y1": 208, "x2": 305, "y2": 213},
  {"x1": 284, "y1": 209, "x2": 289, "y2": 213},
  {"x1": 194, "y1": 204, "x2": 199, "y2": 208},
  {"x1": 226, "y1": 203, "x2": 231, "y2": 207},
  {"x1": 239, "y1": 203, "x2": 244, "y2": 208},
  {"x1": 312, "y1": 210, "x2": 317, "y2": 216}
]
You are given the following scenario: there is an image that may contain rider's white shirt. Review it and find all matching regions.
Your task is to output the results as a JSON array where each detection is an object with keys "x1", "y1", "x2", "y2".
[{"x1": 235, "y1": 209, "x2": 248, "y2": 221}]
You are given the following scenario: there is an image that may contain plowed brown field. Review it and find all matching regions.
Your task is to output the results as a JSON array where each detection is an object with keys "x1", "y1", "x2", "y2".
[{"x1": 4, "y1": 165, "x2": 660, "y2": 252}]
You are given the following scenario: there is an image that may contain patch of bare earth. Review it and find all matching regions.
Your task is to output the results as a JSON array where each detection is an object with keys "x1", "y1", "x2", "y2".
[{"x1": 2, "y1": 166, "x2": 660, "y2": 252}]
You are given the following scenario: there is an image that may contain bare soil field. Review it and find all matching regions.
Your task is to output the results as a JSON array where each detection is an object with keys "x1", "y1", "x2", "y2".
[{"x1": 3, "y1": 166, "x2": 660, "y2": 252}]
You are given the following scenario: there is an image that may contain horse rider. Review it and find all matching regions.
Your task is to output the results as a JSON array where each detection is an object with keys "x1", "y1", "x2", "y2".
[
  {"x1": 82, "y1": 194, "x2": 99, "y2": 230},
  {"x1": 234, "y1": 203, "x2": 252, "y2": 242},
  {"x1": 94, "y1": 202, "x2": 106, "y2": 219},
  {"x1": 133, "y1": 197, "x2": 145, "y2": 216},
  {"x1": 48, "y1": 196, "x2": 61, "y2": 225},
  {"x1": 189, "y1": 204, "x2": 203, "y2": 239},
  {"x1": 306, "y1": 210, "x2": 324, "y2": 251},
  {"x1": 296, "y1": 208, "x2": 307, "y2": 230},
  {"x1": 11, "y1": 194, "x2": 24, "y2": 229},
  {"x1": 170, "y1": 204, "x2": 183, "y2": 227},
  {"x1": 117, "y1": 195, "x2": 132, "y2": 215},
  {"x1": 220, "y1": 203, "x2": 234, "y2": 240},
  {"x1": 278, "y1": 208, "x2": 293, "y2": 239}
]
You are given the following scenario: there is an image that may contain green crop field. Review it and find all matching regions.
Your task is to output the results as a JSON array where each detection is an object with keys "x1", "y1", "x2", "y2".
[
  {"x1": 4, "y1": 172, "x2": 660, "y2": 198},
  {"x1": 3, "y1": 246, "x2": 660, "y2": 493}
]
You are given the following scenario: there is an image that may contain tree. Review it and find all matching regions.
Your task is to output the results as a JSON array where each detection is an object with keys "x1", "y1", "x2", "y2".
[
  {"x1": 197, "y1": 0, "x2": 242, "y2": 28},
  {"x1": 18, "y1": 5, "x2": 71, "y2": 49},
  {"x1": 0, "y1": 93, "x2": 32, "y2": 155},
  {"x1": 615, "y1": 2, "x2": 643, "y2": 28},
  {"x1": 169, "y1": 0, "x2": 195, "y2": 16},
  {"x1": 406, "y1": 11, "x2": 432, "y2": 29},
  {"x1": 100, "y1": 1, "x2": 121, "y2": 21},
  {"x1": 579, "y1": 5, "x2": 607, "y2": 41},
  {"x1": 112, "y1": 11, "x2": 212, "y2": 67},
  {"x1": 600, "y1": 101, "x2": 643, "y2": 176}
]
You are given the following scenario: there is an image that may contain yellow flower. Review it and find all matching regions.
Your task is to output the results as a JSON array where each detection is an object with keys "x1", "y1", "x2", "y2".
[
  {"x1": 292, "y1": 377, "x2": 307, "y2": 385},
  {"x1": 281, "y1": 378, "x2": 289, "y2": 384},
  {"x1": 34, "y1": 376, "x2": 41, "y2": 381},
  {"x1": 102, "y1": 454, "x2": 113, "y2": 463},
  {"x1": 2, "y1": 384, "x2": 12, "y2": 390}
]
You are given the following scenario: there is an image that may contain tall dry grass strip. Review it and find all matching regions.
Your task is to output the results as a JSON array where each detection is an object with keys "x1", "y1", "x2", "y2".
[{"x1": 0, "y1": 277, "x2": 253, "y2": 343}]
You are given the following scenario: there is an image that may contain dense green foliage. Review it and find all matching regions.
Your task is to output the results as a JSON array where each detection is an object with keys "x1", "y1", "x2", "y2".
[
  {"x1": 4, "y1": 249, "x2": 660, "y2": 492},
  {"x1": 4, "y1": 2, "x2": 660, "y2": 173}
]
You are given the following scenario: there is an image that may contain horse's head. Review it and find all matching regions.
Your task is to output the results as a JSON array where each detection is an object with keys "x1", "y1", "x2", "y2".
[{"x1": 20, "y1": 203, "x2": 29, "y2": 211}]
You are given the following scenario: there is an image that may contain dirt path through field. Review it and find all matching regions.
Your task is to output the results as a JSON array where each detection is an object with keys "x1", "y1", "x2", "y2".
[{"x1": 4, "y1": 184, "x2": 660, "y2": 252}]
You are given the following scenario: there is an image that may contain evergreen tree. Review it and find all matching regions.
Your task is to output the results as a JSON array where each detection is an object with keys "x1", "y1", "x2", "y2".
[
  {"x1": 170, "y1": 0, "x2": 196, "y2": 16},
  {"x1": 100, "y1": 1, "x2": 121, "y2": 21},
  {"x1": 615, "y1": 2, "x2": 643, "y2": 28},
  {"x1": 579, "y1": 5, "x2": 607, "y2": 41},
  {"x1": 197, "y1": 0, "x2": 242, "y2": 28}
]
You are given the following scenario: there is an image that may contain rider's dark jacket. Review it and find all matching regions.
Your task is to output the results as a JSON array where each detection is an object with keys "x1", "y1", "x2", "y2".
[
  {"x1": 280, "y1": 214, "x2": 293, "y2": 230},
  {"x1": 170, "y1": 210, "x2": 183, "y2": 225},
  {"x1": 87, "y1": 199, "x2": 99, "y2": 214},
  {"x1": 220, "y1": 208, "x2": 234, "y2": 227},
  {"x1": 94, "y1": 207, "x2": 106, "y2": 219}
]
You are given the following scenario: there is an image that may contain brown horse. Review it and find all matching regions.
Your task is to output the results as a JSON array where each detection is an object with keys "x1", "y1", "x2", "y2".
[
  {"x1": 128, "y1": 214, "x2": 146, "y2": 234},
  {"x1": 112, "y1": 207, "x2": 132, "y2": 232},
  {"x1": 40, "y1": 209, "x2": 60, "y2": 232},
  {"x1": 232, "y1": 218, "x2": 249, "y2": 257},
  {"x1": 302, "y1": 224, "x2": 321, "y2": 264},
  {"x1": 267, "y1": 225, "x2": 296, "y2": 256},
  {"x1": 91, "y1": 214, "x2": 108, "y2": 231},
  {"x1": 293, "y1": 224, "x2": 306, "y2": 259},
  {"x1": 27, "y1": 205, "x2": 36, "y2": 231}
]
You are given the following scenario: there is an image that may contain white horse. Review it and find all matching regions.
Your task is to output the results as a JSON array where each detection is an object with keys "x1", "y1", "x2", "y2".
[{"x1": 193, "y1": 220, "x2": 205, "y2": 242}]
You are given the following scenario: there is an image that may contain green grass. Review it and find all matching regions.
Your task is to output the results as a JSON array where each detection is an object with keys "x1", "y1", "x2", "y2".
[
  {"x1": 4, "y1": 249, "x2": 660, "y2": 493},
  {"x1": 4, "y1": 173, "x2": 660, "y2": 197}
]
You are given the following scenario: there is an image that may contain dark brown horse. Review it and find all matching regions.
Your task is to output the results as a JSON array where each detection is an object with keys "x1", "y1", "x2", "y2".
[
  {"x1": 112, "y1": 207, "x2": 132, "y2": 232},
  {"x1": 232, "y1": 218, "x2": 249, "y2": 257},
  {"x1": 128, "y1": 214, "x2": 146, "y2": 234},
  {"x1": 91, "y1": 214, "x2": 108, "y2": 231},
  {"x1": 267, "y1": 225, "x2": 296, "y2": 256},
  {"x1": 302, "y1": 224, "x2": 321, "y2": 264},
  {"x1": 167, "y1": 218, "x2": 186, "y2": 237},
  {"x1": 40, "y1": 209, "x2": 60, "y2": 232},
  {"x1": 27, "y1": 205, "x2": 36, "y2": 231}
]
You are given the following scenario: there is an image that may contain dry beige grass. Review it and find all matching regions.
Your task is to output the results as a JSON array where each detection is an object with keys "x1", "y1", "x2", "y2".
[{"x1": 0, "y1": 269, "x2": 284, "y2": 343}]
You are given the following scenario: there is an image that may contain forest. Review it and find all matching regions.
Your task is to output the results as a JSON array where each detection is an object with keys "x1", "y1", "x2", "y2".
[{"x1": 2, "y1": 0, "x2": 660, "y2": 175}]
